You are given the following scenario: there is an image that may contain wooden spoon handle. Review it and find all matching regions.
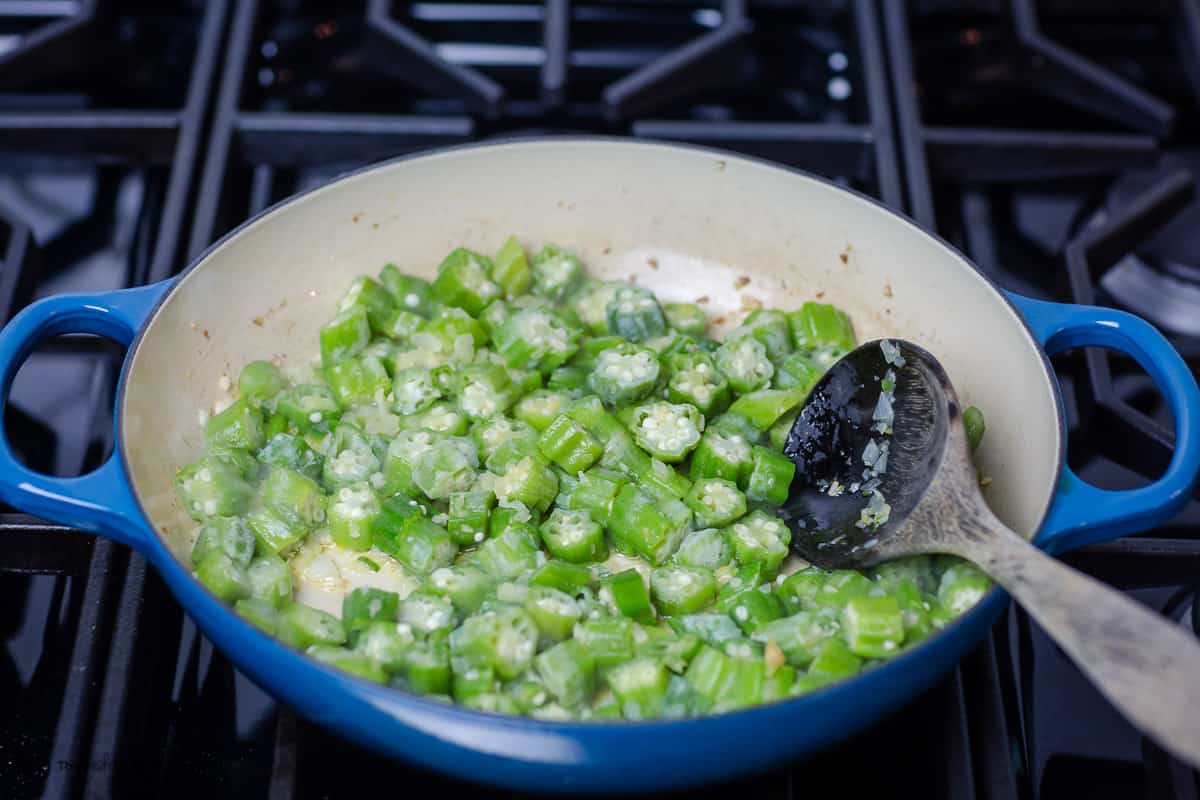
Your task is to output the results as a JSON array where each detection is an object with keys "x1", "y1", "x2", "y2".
[{"x1": 958, "y1": 519, "x2": 1200, "y2": 769}]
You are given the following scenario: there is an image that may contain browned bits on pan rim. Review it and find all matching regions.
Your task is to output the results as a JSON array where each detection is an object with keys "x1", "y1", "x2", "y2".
[
  {"x1": 647, "y1": 258, "x2": 659, "y2": 270},
  {"x1": 734, "y1": 275, "x2": 750, "y2": 289},
  {"x1": 695, "y1": 295, "x2": 710, "y2": 304}
]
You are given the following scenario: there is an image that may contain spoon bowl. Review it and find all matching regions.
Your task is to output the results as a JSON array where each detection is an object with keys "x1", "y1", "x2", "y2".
[{"x1": 781, "y1": 339, "x2": 1200, "y2": 770}]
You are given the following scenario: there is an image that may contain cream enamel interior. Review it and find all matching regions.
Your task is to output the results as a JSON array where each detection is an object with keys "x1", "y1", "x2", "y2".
[{"x1": 120, "y1": 140, "x2": 1061, "y2": 564}]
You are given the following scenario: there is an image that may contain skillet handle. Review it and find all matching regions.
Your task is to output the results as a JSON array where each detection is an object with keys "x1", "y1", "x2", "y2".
[
  {"x1": 0, "y1": 281, "x2": 172, "y2": 551},
  {"x1": 1006, "y1": 293, "x2": 1200, "y2": 554}
]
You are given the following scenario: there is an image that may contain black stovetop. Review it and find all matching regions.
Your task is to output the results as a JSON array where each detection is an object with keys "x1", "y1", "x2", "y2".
[{"x1": 1, "y1": 2, "x2": 1199, "y2": 798}]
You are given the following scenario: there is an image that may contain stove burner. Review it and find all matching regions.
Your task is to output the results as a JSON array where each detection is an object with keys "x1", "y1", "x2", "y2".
[{"x1": 1098, "y1": 156, "x2": 1200, "y2": 338}]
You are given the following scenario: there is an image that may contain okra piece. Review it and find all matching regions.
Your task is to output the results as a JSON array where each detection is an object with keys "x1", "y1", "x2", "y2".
[
  {"x1": 806, "y1": 638, "x2": 864, "y2": 683},
  {"x1": 662, "y1": 673, "x2": 713, "y2": 719},
  {"x1": 669, "y1": 613, "x2": 743, "y2": 646},
  {"x1": 452, "y1": 607, "x2": 539, "y2": 679},
  {"x1": 606, "y1": 657, "x2": 669, "y2": 719},
  {"x1": 638, "y1": 632, "x2": 702, "y2": 674},
  {"x1": 245, "y1": 554, "x2": 293, "y2": 608},
  {"x1": 447, "y1": 490, "x2": 495, "y2": 547},
  {"x1": 570, "y1": 281, "x2": 624, "y2": 335},
  {"x1": 569, "y1": 335, "x2": 625, "y2": 370},
  {"x1": 530, "y1": 560, "x2": 594, "y2": 594},
  {"x1": 725, "y1": 510, "x2": 790, "y2": 575},
  {"x1": 609, "y1": 484, "x2": 690, "y2": 566},
  {"x1": 715, "y1": 336, "x2": 773, "y2": 394},
  {"x1": 453, "y1": 362, "x2": 516, "y2": 420},
  {"x1": 546, "y1": 365, "x2": 589, "y2": 393},
  {"x1": 762, "y1": 663, "x2": 797, "y2": 702},
  {"x1": 505, "y1": 675, "x2": 550, "y2": 713},
  {"x1": 263, "y1": 466, "x2": 325, "y2": 532},
  {"x1": 606, "y1": 286, "x2": 667, "y2": 342},
  {"x1": 382, "y1": 307, "x2": 425, "y2": 341},
  {"x1": 682, "y1": 646, "x2": 730, "y2": 703},
  {"x1": 735, "y1": 309, "x2": 793, "y2": 361},
  {"x1": 603, "y1": 568, "x2": 655, "y2": 624},
  {"x1": 176, "y1": 456, "x2": 256, "y2": 521},
  {"x1": 875, "y1": 581, "x2": 922, "y2": 641},
  {"x1": 575, "y1": 616, "x2": 635, "y2": 669},
  {"x1": 475, "y1": 526, "x2": 541, "y2": 580},
  {"x1": 564, "y1": 396, "x2": 625, "y2": 444},
  {"x1": 715, "y1": 656, "x2": 765, "y2": 711},
  {"x1": 411, "y1": 436, "x2": 478, "y2": 500},
  {"x1": 621, "y1": 400, "x2": 704, "y2": 463},
  {"x1": 964, "y1": 405, "x2": 986, "y2": 452},
  {"x1": 768, "y1": 409, "x2": 799, "y2": 451},
  {"x1": 662, "y1": 302, "x2": 708, "y2": 337},
  {"x1": 487, "y1": 504, "x2": 538, "y2": 540},
  {"x1": 320, "y1": 306, "x2": 372, "y2": 367},
  {"x1": 513, "y1": 389, "x2": 574, "y2": 432},
  {"x1": 265, "y1": 412, "x2": 288, "y2": 439},
  {"x1": 403, "y1": 634, "x2": 452, "y2": 694},
  {"x1": 526, "y1": 585, "x2": 583, "y2": 642},
  {"x1": 307, "y1": 645, "x2": 389, "y2": 684},
  {"x1": 870, "y1": 555, "x2": 937, "y2": 594},
  {"x1": 234, "y1": 598, "x2": 278, "y2": 635},
  {"x1": 750, "y1": 611, "x2": 839, "y2": 668},
  {"x1": 246, "y1": 507, "x2": 305, "y2": 556},
  {"x1": 492, "y1": 235, "x2": 533, "y2": 299},
  {"x1": 191, "y1": 516, "x2": 255, "y2": 569},
  {"x1": 257, "y1": 433, "x2": 323, "y2": 482},
  {"x1": 339, "y1": 275, "x2": 397, "y2": 334},
  {"x1": 342, "y1": 587, "x2": 400, "y2": 642},
  {"x1": 238, "y1": 360, "x2": 285, "y2": 405},
  {"x1": 355, "y1": 621, "x2": 417, "y2": 674},
  {"x1": 685, "y1": 478, "x2": 747, "y2": 529},
  {"x1": 399, "y1": 591, "x2": 458, "y2": 635},
  {"x1": 470, "y1": 415, "x2": 538, "y2": 465},
  {"x1": 536, "y1": 639, "x2": 595, "y2": 708},
  {"x1": 397, "y1": 401, "x2": 468, "y2": 437},
  {"x1": 431, "y1": 247, "x2": 501, "y2": 316},
  {"x1": 493, "y1": 455, "x2": 559, "y2": 514},
  {"x1": 936, "y1": 561, "x2": 991, "y2": 616},
  {"x1": 772, "y1": 351, "x2": 823, "y2": 393},
  {"x1": 493, "y1": 307, "x2": 581, "y2": 374},
  {"x1": 726, "y1": 588, "x2": 784, "y2": 634},
  {"x1": 667, "y1": 355, "x2": 731, "y2": 417},
  {"x1": 379, "y1": 429, "x2": 437, "y2": 496},
  {"x1": 650, "y1": 565, "x2": 716, "y2": 616},
  {"x1": 324, "y1": 435, "x2": 380, "y2": 496},
  {"x1": 688, "y1": 428, "x2": 754, "y2": 484},
  {"x1": 195, "y1": 551, "x2": 249, "y2": 603},
  {"x1": 426, "y1": 565, "x2": 495, "y2": 615},
  {"x1": 392, "y1": 515, "x2": 458, "y2": 574},
  {"x1": 673, "y1": 528, "x2": 733, "y2": 570},
  {"x1": 424, "y1": 305, "x2": 489, "y2": 349},
  {"x1": 557, "y1": 466, "x2": 625, "y2": 525},
  {"x1": 744, "y1": 445, "x2": 796, "y2": 506},
  {"x1": 276, "y1": 383, "x2": 342, "y2": 431},
  {"x1": 327, "y1": 483, "x2": 380, "y2": 550},
  {"x1": 788, "y1": 569, "x2": 873, "y2": 612},
  {"x1": 728, "y1": 388, "x2": 807, "y2": 432},
  {"x1": 788, "y1": 301, "x2": 856, "y2": 354},
  {"x1": 326, "y1": 355, "x2": 390, "y2": 406},
  {"x1": 842, "y1": 595, "x2": 905, "y2": 658},
  {"x1": 277, "y1": 603, "x2": 346, "y2": 650},
  {"x1": 531, "y1": 243, "x2": 585, "y2": 302},
  {"x1": 537, "y1": 414, "x2": 602, "y2": 473},
  {"x1": 205, "y1": 398, "x2": 266, "y2": 452},
  {"x1": 540, "y1": 508, "x2": 608, "y2": 563},
  {"x1": 380, "y1": 265, "x2": 436, "y2": 317}
]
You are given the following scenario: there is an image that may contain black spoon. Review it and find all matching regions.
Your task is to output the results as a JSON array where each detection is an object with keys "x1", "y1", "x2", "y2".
[{"x1": 782, "y1": 339, "x2": 1200, "y2": 769}]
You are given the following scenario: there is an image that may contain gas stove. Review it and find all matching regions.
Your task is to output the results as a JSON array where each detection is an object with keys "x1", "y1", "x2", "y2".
[{"x1": 1, "y1": 2, "x2": 1198, "y2": 798}]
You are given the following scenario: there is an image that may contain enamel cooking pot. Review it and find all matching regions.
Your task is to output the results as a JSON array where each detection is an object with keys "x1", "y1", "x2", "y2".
[{"x1": 1, "y1": 140, "x2": 1197, "y2": 793}]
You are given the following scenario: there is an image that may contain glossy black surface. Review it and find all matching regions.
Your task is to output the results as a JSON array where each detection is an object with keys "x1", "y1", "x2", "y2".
[{"x1": 782, "y1": 339, "x2": 951, "y2": 568}]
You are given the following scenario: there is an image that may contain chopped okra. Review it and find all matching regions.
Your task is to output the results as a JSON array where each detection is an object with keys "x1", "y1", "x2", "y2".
[{"x1": 177, "y1": 238, "x2": 989, "y2": 720}]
